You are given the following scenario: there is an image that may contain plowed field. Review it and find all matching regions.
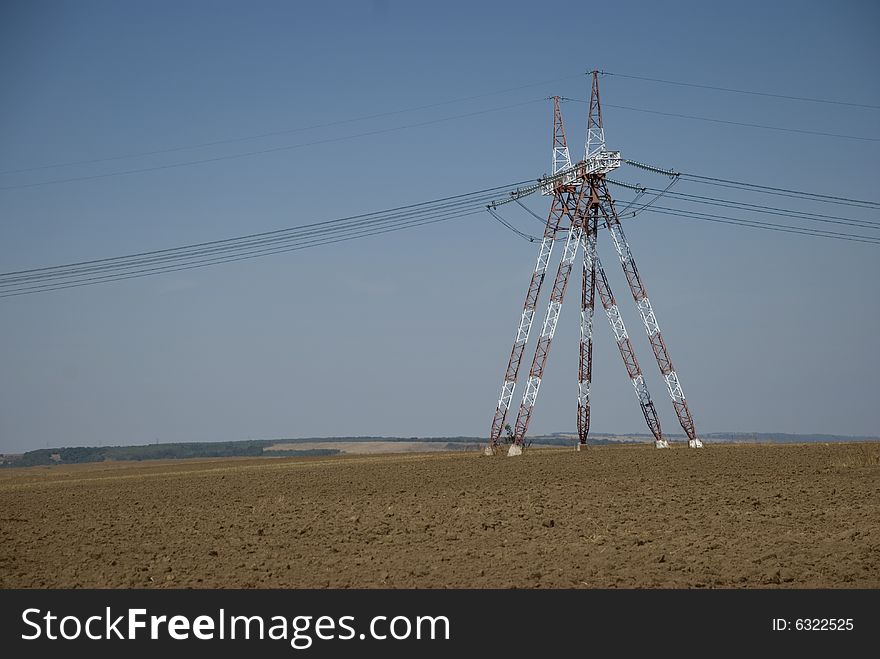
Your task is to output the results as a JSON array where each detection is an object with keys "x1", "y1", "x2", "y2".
[{"x1": 1, "y1": 443, "x2": 878, "y2": 588}]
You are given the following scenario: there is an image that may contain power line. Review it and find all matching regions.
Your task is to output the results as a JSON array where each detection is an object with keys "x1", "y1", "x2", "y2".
[
  {"x1": 607, "y1": 186, "x2": 880, "y2": 244},
  {"x1": 609, "y1": 168, "x2": 880, "y2": 240},
  {"x1": 610, "y1": 195, "x2": 880, "y2": 246},
  {"x1": 1, "y1": 180, "x2": 529, "y2": 278},
  {"x1": 678, "y1": 172, "x2": 880, "y2": 210},
  {"x1": 6, "y1": 166, "x2": 879, "y2": 298},
  {"x1": 638, "y1": 205, "x2": 880, "y2": 246},
  {"x1": 0, "y1": 182, "x2": 531, "y2": 294},
  {"x1": 614, "y1": 188, "x2": 646, "y2": 216},
  {"x1": 0, "y1": 192, "x2": 508, "y2": 285},
  {"x1": 601, "y1": 71, "x2": 880, "y2": 111},
  {"x1": 621, "y1": 159, "x2": 880, "y2": 210},
  {"x1": 6, "y1": 194, "x2": 547, "y2": 297},
  {"x1": 608, "y1": 180, "x2": 880, "y2": 243},
  {"x1": 0, "y1": 73, "x2": 583, "y2": 177},
  {"x1": 0, "y1": 99, "x2": 544, "y2": 192},
  {"x1": 626, "y1": 176, "x2": 679, "y2": 216},
  {"x1": 608, "y1": 180, "x2": 880, "y2": 231},
  {"x1": 608, "y1": 103, "x2": 879, "y2": 142},
  {"x1": 486, "y1": 207, "x2": 539, "y2": 242},
  {"x1": 561, "y1": 97, "x2": 879, "y2": 142},
  {"x1": 513, "y1": 198, "x2": 552, "y2": 226},
  {"x1": 0, "y1": 195, "x2": 502, "y2": 288},
  {"x1": 657, "y1": 189, "x2": 880, "y2": 231},
  {"x1": 0, "y1": 210, "x2": 484, "y2": 298}
]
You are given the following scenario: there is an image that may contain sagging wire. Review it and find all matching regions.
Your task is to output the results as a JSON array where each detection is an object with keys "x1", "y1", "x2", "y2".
[
  {"x1": 513, "y1": 198, "x2": 550, "y2": 226},
  {"x1": 612, "y1": 185, "x2": 647, "y2": 217},
  {"x1": 628, "y1": 175, "x2": 680, "y2": 217},
  {"x1": 486, "y1": 205, "x2": 539, "y2": 242}
]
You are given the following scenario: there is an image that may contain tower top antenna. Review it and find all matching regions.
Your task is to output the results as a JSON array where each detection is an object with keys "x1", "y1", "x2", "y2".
[
  {"x1": 585, "y1": 70, "x2": 606, "y2": 159},
  {"x1": 551, "y1": 96, "x2": 573, "y2": 175}
]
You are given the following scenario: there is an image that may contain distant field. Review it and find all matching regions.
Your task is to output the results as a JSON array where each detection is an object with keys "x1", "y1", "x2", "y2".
[
  {"x1": 1, "y1": 443, "x2": 878, "y2": 588},
  {"x1": 265, "y1": 441, "x2": 556, "y2": 454},
  {"x1": 267, "y1": 441, "x2": 458, "y2": 454}
]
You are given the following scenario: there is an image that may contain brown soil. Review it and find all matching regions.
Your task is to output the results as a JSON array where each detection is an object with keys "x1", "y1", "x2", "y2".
[{"x1": 1, "y1": 443, "x2": 878, "y2": 588}]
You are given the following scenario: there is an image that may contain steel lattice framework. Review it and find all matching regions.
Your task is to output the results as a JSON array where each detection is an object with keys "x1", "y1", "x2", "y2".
[{"x1": 487, "y1": 72, "x2": 703, "y2": 456}]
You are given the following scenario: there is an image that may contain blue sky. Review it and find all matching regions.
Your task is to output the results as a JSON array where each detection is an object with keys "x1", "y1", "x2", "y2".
[{"x1": 1, "y1": 0, "x2": 878, "y2": 452}]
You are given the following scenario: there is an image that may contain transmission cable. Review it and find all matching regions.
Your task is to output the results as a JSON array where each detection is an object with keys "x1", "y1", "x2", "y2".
[
  {"x1": 513, "y1": 198, "x2": 551, "y2": 226},
  {"x1": 486, "y1": 207, "x2": 539, "y2": 242},
  {"x1": 0, "y1": 74, "x2": 584, "y2": 177},
  {"x1": 0, "y1": 99, "x2": 544, "y2": 192},
  {"x1": 622, "y1": 159, "x2": 880, "y2": 210},
  {"x1": 647, "y1": 187, "x2": 879, "y2": 231},
  {"x1": 0, "y1": 208, "x2": 485, "y2": 298},
  {"x1": 608, "y1": 178, "x2": 880, "y2": 231},
  {"x1": 1, "y1": 180, "x2": 530, "y2": 280},
  {"x1": 559, "y1": 97, "x2": 879, "y2": 142},
  {"x1": 7, "y1": 165, "x2": 880, "y2": 298},
  {"x1": 0, "y1": 181, "x2": 533, "y2": 296},
  {"x1": 676, "y1": 172, "x2": 880, "y2": 210},
  {"x1": 626, "y1": 176, "x2": 679, "y2": 217},
  {"x1": 0, "y1": 193, "x2": 505, "y2": 287},
  {"x1": 0, "y1": 201, "x2": 495, "y2": 292},
  {"x1": 636, "y1": 205, "x2": 880, "y2": 246},
  {"x1": 601, "y1": 71, "x2": 880, "y2": 111}
]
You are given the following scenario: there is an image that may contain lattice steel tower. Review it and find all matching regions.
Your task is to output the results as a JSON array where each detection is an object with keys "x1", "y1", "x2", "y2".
[{"x1": 486, "y1": 71, "x2": 703, "y2": 456}]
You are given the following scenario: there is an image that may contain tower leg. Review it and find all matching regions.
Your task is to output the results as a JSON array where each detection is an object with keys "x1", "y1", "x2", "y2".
[
  {"x1": 510, "y1": 222, "x2": 584, "y2": 452},
  {"x1": 509, "y1": 185, "x2": 592, "y2": 452},
  {"x1": 596, "y1": 179, "x2": 702, "y2": 448},
  {"x1": 577, "y1": 212, "x2": 598, "y2": 446},
  {"x1": 487, "y1": 191, "x2": 574, "y2": 452},
  {"x1": 583, "y1": 207, "x2": 666, "y2": 448}
]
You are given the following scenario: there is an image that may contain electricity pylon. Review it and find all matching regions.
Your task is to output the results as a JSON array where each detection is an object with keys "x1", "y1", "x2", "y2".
[{"x1": 486, "y1": 71, "x2": 703, "y2": 456}]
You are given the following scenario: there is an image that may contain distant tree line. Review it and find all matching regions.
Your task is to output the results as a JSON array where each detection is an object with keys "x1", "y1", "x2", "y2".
[{"x1": 3, "y1": 440, "x2": 276, "y2": 467}]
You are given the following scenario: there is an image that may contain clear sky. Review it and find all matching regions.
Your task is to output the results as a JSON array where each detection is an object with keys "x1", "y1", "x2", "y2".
[{"x1": 1, "y1": 0, "x2": 878, "y2": 452}]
